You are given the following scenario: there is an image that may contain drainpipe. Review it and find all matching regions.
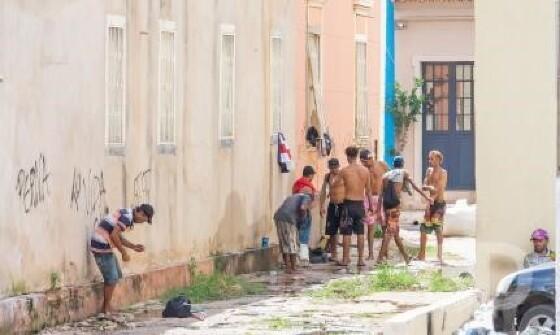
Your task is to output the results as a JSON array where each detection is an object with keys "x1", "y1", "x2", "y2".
[{"x1": 384, "y1": 0, "x2": 396, "y2": 164}]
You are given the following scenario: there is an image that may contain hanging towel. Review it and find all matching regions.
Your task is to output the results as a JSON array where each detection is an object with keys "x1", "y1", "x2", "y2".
[{"x1": 277, "y1": 132, "x2": 294, "y2": 173}]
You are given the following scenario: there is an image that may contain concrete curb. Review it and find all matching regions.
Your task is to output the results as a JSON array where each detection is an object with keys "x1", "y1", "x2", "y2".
[
  {"x1": 0, "y1": 246, "x2": 278, "y2": 335},
  {"x1": 382, "y1": 289, "x2": 481, "y2": 335}
]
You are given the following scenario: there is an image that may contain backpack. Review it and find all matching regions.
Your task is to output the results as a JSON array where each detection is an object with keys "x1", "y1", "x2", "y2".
[
  {"x1": 382, "y1": 180, "x2": 400, "y2": 210},
  {"x1": 162, "y1": 295, "x2": 192, "y2": 318}
]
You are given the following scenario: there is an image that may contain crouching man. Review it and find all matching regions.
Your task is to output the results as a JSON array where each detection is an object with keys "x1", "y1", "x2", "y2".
[
  {"x1": 274, "y1": 190, "x2": 316, "y2": 274},
  {"x1": 90, "y1": 204, "x2": 154, "y2": 314}
]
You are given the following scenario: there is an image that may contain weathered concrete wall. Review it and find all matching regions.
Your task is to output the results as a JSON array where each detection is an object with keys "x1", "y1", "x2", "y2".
[
  {"x1": 395, "y1": 1, "x2": 474, "y2": 209},
  {"x1": 0, "y1": 0, "x2": 296, "y2": 298},
  {"x1": 475, "y1": 0, "x2": 557, "y2": 296}
]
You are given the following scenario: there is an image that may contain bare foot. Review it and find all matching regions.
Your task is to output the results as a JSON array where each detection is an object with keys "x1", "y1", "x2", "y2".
[
  {"x1": 357, "y1": 260, "x2": 366, "y2": 267},
  {"x1": 366, "y1": 254, "x2": 375, "y2": 261},
  {"x1": 336, "y1": 260, "x2": 350, "y2": 267}
]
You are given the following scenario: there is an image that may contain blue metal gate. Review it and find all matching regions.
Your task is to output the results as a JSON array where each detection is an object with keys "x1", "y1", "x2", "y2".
[{"x1": 422, "y1": 62, "x2": 475, "y2": 190}]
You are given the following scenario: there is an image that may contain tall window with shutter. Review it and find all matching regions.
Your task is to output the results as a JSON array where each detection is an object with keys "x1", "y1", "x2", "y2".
[
  {"x1": 355, "y1": 36, "x2": 369, "y2": 140},
  {"x1": 270, "y1": 36, "x2": 283, "y2": 133},
  {"x1": 105, "y1": 16, "x2": 126, "y2": 147},
  {"x1": 307, "y1": 32, "x2": 325, "y2": 137},
  {"x1": 158, "y1": 21, "x2": 176, "y2": 145},
  {"x1": 219, "y1": 25, "x2": 235, "y2": 141}
]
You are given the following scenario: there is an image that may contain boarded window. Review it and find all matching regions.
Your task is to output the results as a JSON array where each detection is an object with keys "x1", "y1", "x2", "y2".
[
  {"x1": 355, "y1": 39, "x2": 369, "y2": 139},
  {"x1": 158, "y1": 22, "x2": 176, "y2": 144},
  {"x1": 270, "y1": 36, "x2": 283, "y2": 133},
  {"x1": 105, "y1": 16, "x2": 126, "y2": 146},
  {"x1": 220, "y1": 26, "x2": 235, "y2": 140}
]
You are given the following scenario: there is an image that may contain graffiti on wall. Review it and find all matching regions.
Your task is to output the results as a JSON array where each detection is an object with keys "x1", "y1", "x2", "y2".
[
  {"x1": 133, "y1": 169, "x2": 151, "y2": 205},
  {"x1": 69, "y1": 168, "x2": 108, "y2": 223},
  {"x1": 16, "y1": 153, "x2": 51, "y2": 213}
]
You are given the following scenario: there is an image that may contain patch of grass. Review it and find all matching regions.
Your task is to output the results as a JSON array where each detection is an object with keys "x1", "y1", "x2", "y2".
[
  {"x1": 309, "y1": 266, "x2": 472, "y2": 299},
  {"x1": 308, "y1": 276, "x2": 370, "y2": 299},
  {"x1": 370, "y1": 265, "x2": 419, "y2": 291},
  {"x1": 265, "y1": 317, "x2": 293, "y2": 330},
  {"x1": 162, "y1": 272, "x2": 266, "y2": 304},
  {"x1": 426, "y1": 271, "x2": 474, "y2": 292}
]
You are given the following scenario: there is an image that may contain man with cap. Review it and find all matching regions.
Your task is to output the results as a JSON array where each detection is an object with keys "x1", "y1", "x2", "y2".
[
  {"x1": 523, "y1": 228, "x2": 555, "y2": 268},
  {"x1": 90, "y1": 204, "x2": 154, "y2": 314},
  {"x1": 319, "y1": 158, "x2": 345, "y2": 261},
  {"x1": 292, "y1": 166, "x2": 317, "y2": 266},
  {"x1": 360, "y1": 149, "x2": 390, "y2": 261},
  {"x1": 377, "y1": 156, "x2": 431, "y2": 265}
]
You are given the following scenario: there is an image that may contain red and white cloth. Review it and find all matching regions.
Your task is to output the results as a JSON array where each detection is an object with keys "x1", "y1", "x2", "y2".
[{"x1": 277, "y1": 132, "x2": 294, "y2": 173}]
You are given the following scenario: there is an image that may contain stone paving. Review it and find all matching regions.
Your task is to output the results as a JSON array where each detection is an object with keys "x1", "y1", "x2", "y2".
[{"x1": 41, "y1": 212, "x2": 476, "y2": 335}]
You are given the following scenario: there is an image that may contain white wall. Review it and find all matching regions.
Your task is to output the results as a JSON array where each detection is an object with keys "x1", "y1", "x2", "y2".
[
  {"x1": 475, "y1": 0, "x2": 557, "y2": 296},
  {"x1": 0, "y1": 0, "x2": 297, "y2": 296}
]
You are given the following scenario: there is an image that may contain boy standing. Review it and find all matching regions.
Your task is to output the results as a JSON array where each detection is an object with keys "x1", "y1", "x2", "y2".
[{"x1": 417, "y1": 151, "x2": 448, "y2": 264}]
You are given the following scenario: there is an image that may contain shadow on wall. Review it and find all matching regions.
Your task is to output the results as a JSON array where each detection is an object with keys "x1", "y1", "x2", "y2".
[{"x1": 209, "y1": 192, "x2": 248, "y2": 255}]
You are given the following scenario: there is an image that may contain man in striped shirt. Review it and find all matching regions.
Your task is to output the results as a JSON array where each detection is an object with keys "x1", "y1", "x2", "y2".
[{"x1": 90, "y1": 204, "x2": 154, "y2": 314}]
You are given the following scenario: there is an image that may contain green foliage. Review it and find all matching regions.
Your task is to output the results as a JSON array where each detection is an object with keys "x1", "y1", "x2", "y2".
[
  {"x1": 309, "y1": 265, "x2": 473, "y2": 300},
  {"x1": 162, "y1": 272, "x2": 265, "y2": 304},
  {"x1": 10, "y1": 280, "x2": 28, "y2": 296},
  {"x1": 49, "y1": 272, "x2": 61, "y2": 290},
  {"x1": 389, "y1": 78, "x2": 426, "y2": 154}
]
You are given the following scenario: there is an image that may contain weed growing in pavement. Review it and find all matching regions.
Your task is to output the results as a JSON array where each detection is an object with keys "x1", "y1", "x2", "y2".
[
  {"x1": 265, "y1": 317, "x2": 294, "y2": 330},
  {"x1": 371, "y1": 265, "x2": 419, "y2": 291},
  {"x1": 9, "y1": 279, "x2": 27, "y2": 296},
  {"x1": 308, "y1": 265, "x2": 474, "y2": 299},
  {"x1": 162, "y1": 272, "x2": 265, "y2": 304}
]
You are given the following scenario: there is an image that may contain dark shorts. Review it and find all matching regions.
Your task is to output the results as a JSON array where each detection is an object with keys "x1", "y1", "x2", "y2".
[
  {"x1": 340, "y1": 200, "x2": 365, "y2": 236},
  {"x1": 421, "y1": 201, "x2": 446, "y2": 235},
  {"x1": 94, "y1": 253, "x2": 122, "y2": 285},
  {"x1": 326, "y1": 203, "x2": 342, "y2": 236}
]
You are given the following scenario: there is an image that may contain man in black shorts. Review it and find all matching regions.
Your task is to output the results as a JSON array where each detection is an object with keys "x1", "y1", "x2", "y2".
[
  {"x1": 319, "y1": 158, "x2": 345, "y2": 261},
  {"x1": 339, "y1": 146, "x2": 372, "y2": 267}
]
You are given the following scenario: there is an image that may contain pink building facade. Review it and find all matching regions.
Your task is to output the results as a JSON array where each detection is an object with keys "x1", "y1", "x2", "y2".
[{"x1": 293, "y1": 0, "x2": 384, "y2": 245}]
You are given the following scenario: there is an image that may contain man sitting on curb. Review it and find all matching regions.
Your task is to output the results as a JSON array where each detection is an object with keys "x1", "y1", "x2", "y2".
[
  {"x1": 523, "y1": 228, "x2": 555, "y2": 268},
  {"x1": 90, "y1": 204, "x2": 154, "y2": 314}
]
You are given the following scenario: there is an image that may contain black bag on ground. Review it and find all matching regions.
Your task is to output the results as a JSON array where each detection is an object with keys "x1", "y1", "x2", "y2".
[
  {"x1": 162, "y1": 295, "x2": 192, "y2": 318},
  {"x1": 382, "y1": 180, "x2": 400, "y2": 210}
]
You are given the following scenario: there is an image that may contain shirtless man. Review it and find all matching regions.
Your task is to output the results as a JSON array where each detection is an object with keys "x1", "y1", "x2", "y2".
[
  {"x1": 319, "y1": 158, "x2": 345, "y2": 261},
  {"x1": 339, "y1": 146, "x2": 372, "y2": 267},
  {"x1": 360, "y1": 149, "x2": 390, "y2": 260},
  {"x1": 417, "y1": 150, "x2": 448, "y2": 264},
  {"x1": 377, "y1": 156, "x2": 432, "y2": 265}
]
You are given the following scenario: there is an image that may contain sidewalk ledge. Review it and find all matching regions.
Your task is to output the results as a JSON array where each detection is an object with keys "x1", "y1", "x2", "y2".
[
  {"x1": 382, "y1": 289, "x2": 481, "y2": 335},
  {"x1": 0, "y1": 245, "x2": 279, "y2": 335}
]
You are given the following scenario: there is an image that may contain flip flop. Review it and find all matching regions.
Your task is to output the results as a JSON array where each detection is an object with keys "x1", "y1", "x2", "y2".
[{"x1": 335, "y1": 261, "x2": 350, "y2": 267}]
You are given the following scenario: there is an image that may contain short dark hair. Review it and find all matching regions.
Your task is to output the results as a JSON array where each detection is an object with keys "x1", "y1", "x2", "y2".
[
  {"x1": 138, "y1": 203, "x2": 154, "y2": 223},
  {"x1": 393, "y1": 156, "x2": 404, "y2": 169},
  {"x1": 328, "y1": 158, "x2": 340, "y2": 168},
  {"x1": 359, "y1": 149, "x2": 372, "y2": 161},
  {"x1": 345, "y1": 146, "x2": 359, "y2": 158},
  {"x1": 303, "y1": 165, "x2": 316, "y2": 177}
]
